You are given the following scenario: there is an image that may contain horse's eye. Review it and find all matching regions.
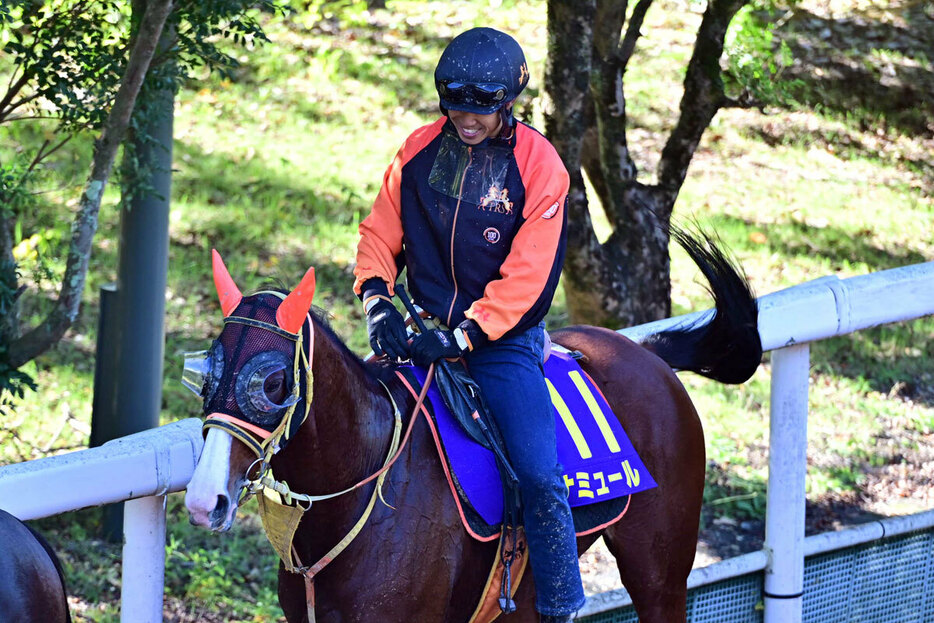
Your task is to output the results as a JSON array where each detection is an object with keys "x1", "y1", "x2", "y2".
[{"x1": 263, "y1": 371, "x2": 287, "y2": 402}]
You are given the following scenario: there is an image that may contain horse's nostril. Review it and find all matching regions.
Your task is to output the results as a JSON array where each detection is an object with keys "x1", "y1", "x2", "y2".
[{"x1": 213, "y1": 494, "x2": 230, "y2": 521}]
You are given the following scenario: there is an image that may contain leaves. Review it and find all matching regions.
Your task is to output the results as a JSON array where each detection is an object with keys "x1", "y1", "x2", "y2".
[
  {"x1": 0, "y1": 0, "x2": 287, "y2": 398},
  {"x1": 723, "y1": 4, "x2": 802, "y2": 107}
]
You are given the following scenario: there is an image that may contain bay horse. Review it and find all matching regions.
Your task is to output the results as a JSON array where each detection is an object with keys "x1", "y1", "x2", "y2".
[
  {"x1": 0, "y1": 509, "x2": 71, "y2": 623},
  {"x1": 184, "y1": 230, "x2": 761, "y2": 623}
]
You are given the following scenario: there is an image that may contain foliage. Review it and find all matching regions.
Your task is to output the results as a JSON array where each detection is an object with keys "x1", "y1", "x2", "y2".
[
  {"x1": 1, "y1": 2, "x2": 131, "y2": 131},
  {"x1": 723, "y1": 4, "x2": 800, "y2": 106},
  {"x1": 0, "y1": 0, "x2": 284, "y2": 411},
  {"x1": 0, "y1": 164, "x2": 36, "y2": 412}
]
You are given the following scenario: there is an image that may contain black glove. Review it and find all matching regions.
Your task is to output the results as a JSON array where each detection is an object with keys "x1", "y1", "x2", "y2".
[
  {"x1": 410, "y1": 319, "x2": 488, "y2": 366},
  {"x1": 365, "y1": 298, "x2": 409, "y2": 360},
  {"x1": 410, "y1": 329, "x2": 462, "y2": 367}
]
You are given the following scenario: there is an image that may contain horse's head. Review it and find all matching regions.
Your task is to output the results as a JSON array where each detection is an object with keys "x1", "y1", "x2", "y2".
[{"x1": 184, "y1": 250, "x2": 316, "y2": 531}]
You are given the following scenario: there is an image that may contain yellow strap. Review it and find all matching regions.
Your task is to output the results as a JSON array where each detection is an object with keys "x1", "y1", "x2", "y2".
[
  {"x1": 301, "y1": 382, "x2": 403, "y2": 578},
  {"x1": 249, "y1": 379, "x2": 402, "y2": 506}
]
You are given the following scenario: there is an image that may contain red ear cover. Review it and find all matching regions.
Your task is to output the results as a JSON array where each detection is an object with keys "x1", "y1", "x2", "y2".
[
  {"x1": 212, "y1": 249, "x2": 243, "y2": 317},
  {"x1": 276, "y1": 266, "x2": 316, "y2": 334}
]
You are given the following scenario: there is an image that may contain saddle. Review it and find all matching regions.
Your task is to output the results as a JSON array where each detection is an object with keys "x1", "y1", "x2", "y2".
[
  {"x1": 394, "y1": 345, "x2": 656, "y2": 622},
  {"x1": 395, "y1": 347, "x2": 656, "y2": 540}
]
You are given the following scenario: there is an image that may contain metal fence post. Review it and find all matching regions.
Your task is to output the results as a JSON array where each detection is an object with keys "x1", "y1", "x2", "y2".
[
  {"x1": 763, "y1": 343, "x2": 810, "y2": 622},
  {"x1": 121, "y1": 495, "x2": 167, "y2": 623}
]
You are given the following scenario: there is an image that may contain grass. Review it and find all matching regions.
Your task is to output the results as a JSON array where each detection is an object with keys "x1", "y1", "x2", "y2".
[{"x1": 2, "y1": 0, "x2": 933, "y2": 619}]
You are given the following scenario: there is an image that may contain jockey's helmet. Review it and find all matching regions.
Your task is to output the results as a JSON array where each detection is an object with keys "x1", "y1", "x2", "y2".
[{"x1": 434, "y1": 27, "x2": 529, "y2": 116}]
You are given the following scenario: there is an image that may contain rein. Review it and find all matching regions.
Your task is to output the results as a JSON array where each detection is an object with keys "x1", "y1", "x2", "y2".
[
  {"x1": 272, "y1": 370, "x2": 435, "y2": 623},
  {"x1": 202, "y1": 300, "x2": 436, "y2": 623}
]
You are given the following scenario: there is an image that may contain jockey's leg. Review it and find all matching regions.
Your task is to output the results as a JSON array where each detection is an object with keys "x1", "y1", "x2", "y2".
[{"x1": 465, "y1": 323, "x2": 584, "y2": 619}]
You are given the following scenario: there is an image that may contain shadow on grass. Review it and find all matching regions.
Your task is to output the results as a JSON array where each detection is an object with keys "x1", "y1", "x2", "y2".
[
  {"x1": 171, "y1": 140, "x2": 366, "y2": 286},
  {"x1": 221, "y1": 11, "x2": 450, "y2": 116},
  {"x1": 776, "y1": 5, "x2": 934, "y2": 138},
  {"x1": 709, "y1": 213, "x2": 929, "y2": 271},
  {"x1": 699, "y1": 461, "x2": 889, "y2": 561}
]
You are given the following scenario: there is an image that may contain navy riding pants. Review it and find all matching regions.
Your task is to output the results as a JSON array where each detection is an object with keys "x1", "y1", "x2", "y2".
[{"x1": 464, "y1": 323, "x2": 585, "y2": 617}]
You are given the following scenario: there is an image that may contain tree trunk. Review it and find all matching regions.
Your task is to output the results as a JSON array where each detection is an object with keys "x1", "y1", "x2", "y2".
[
  {"x1": 545, "y1": 0, "x2": 748, "y2": 329},
  {"x1": 0, "y1": 218, "x2": 20, "y2": 357},
  {"x1": 543, "y1": 0, "x2": 608, "y2": 326}
]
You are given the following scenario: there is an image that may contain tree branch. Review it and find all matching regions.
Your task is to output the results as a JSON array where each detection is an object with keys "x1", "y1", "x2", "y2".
[
  {"x1": 593, "y1": 0, "x2": 626, "y2": 62},
  {"x1": 656, "y1": 0, "x2": 748, "y2": 194},
  {"x1": 0, "y1": 72, "x2": 33, "y2": 123},
  {"x1": 7, "y1": 0, "x2": 175, "y2": 369},
  {"x1": 27, "y1": 134, "x2": 75, "y2": 174},
  {"x1": 619, "y1": 0, "x2": 653, "y2": 71},
  {"x1": 1, "y1": 92, "x2": 43, "y2": 124},
  {"x1": 721, "y1": 88, "x2": 766, "y2": 110}
]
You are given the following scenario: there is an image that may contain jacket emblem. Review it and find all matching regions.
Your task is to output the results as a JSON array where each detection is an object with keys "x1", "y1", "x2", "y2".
[
  {"x1": 479, "y1": 186, "x2": 514, "y2": 214},
  {"x1": 483, "y1": 227, "x2": 501, "y2": 244},
  {"x1": 542, "y1": 200, "x2": 561, "y2": 220}
]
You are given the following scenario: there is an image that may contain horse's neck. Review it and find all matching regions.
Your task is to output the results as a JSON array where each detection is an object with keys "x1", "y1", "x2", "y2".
[{"x1": 277, "y1": 322, "x2": 395, "y2": 496}]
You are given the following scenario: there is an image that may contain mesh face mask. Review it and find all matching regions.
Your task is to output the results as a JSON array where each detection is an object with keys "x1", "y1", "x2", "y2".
[
  {"x1": 183, "y1": 293, "x2": 305, "y2": 435},
  {"x1": 428, "y1": 127, "x2": 514, "y2": 206}
]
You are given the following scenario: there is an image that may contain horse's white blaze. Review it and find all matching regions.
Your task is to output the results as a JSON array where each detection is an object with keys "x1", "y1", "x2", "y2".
[{"x1": 185, "y1": 428, "x2": 235, "y2": 529}]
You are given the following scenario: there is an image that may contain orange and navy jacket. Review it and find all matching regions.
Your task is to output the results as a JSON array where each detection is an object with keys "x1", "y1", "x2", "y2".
[{"x1": 353, "y1": 117, "x2": 569, "y2": 341}]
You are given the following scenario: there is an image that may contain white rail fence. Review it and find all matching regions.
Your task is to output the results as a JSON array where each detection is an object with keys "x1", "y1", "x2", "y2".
[
  {"x1": 0, "y1": 417, "x2": 203, "y2": 622},
  {"x1": 606, "y1": 260, "x2": 934, "y2": 622},
  {"x1": 0, "y1": 260, "x2": 931, "y2": 622}
]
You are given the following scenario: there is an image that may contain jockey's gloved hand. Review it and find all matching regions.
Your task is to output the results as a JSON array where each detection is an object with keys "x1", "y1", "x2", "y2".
[
  {"x1": 410, "y1": 319, "x2": 488, "y2": 366},
  {"x1": 410, "y1": 329, "x2": 461, "y2": 366},
  {"x1": 363, "y1": 284, "x2": 409, "y2": 360}
]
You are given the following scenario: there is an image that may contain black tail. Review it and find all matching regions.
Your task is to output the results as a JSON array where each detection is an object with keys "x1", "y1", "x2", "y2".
[{"x1": 642, "y1": 225, "x2": 762, "y2": 384}]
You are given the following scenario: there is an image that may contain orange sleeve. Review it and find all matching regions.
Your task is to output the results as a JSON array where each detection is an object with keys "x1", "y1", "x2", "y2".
[
  {"x1": 464, "y1": 126, "x2": 569, "y2": 340},
  {"x1": 353, "y1": 119, "x2": 446, "y2": 296}
]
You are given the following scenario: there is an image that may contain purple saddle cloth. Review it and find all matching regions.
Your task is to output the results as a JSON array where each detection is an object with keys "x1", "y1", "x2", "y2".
[{"x1": 398, "y1": 349, "x2": 656, "y2": 541}]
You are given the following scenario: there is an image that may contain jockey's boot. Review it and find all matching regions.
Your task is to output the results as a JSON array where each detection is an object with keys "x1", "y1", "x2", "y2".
[{"x1": 540, "y1": 616, "x2": 573, "y2": 623}]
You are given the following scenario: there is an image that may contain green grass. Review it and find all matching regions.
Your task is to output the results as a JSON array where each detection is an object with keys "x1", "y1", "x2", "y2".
[
  {"x1": 2, "y1": 0, "x2": 933, "y2": 619},
  {"x1": 31, "y1": 496, "x2": 282, "y2": 623}
]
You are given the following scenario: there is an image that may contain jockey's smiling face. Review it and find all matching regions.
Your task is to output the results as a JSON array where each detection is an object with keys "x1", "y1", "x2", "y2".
[{"x1": 447, "y1": 108, "x2": 503, "y2": 145}]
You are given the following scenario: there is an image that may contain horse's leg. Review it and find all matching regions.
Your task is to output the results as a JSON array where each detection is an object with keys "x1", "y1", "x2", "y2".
[
  {"x1": 601, "y1": 481, "x2": 702, "y2": 621},
  {"x1": 277, "y1": 565, "x2": 309, "y2": 623},
  {"x1": 602, "y1": 382, "x2": 704, "y2": 622}
]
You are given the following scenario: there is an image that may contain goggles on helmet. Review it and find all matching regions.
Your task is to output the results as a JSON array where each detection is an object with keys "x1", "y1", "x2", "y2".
[{"x1": 438, "y1": 81, "x2": 508, "y2": 111}]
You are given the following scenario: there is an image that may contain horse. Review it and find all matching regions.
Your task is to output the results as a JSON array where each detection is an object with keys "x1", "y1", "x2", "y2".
[
  {"x1": 184, "y1": 229, "x2": 761, "y2": 623},
  {"x1": 0, "y1": 509, "x2": 71, "y2": 623}
]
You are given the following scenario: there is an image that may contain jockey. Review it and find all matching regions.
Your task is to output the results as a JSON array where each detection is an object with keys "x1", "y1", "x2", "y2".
[{"x1": 353, "y1": 27, "x2": 583, "y2": 623}]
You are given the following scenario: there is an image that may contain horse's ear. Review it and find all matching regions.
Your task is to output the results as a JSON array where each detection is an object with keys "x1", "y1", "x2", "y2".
[
  {"x1": 212, "y1": 249, "x2": 243, "y2": 317},
  {"x1": 276, "y1": 267, "x2": 316, "y2": 334}
]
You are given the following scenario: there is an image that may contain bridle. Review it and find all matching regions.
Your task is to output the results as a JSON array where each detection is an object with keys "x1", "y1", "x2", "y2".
[{"x1": 201, "y1": 293, "x2": 433, "y2": 623}]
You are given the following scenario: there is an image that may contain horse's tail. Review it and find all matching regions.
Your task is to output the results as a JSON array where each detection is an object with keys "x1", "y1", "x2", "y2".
[{"x1": 641, "y1": 226, "x2": 762, "y2": 384}]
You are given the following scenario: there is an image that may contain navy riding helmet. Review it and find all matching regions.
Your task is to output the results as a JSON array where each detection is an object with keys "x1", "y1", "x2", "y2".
[{"x1": 434, "y1": 27, "x2": 529, "y2": 118}]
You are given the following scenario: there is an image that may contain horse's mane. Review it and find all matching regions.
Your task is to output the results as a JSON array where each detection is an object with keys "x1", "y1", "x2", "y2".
[{"x1": 257, "y1": 283, "x2": 399, "y2": 388}]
